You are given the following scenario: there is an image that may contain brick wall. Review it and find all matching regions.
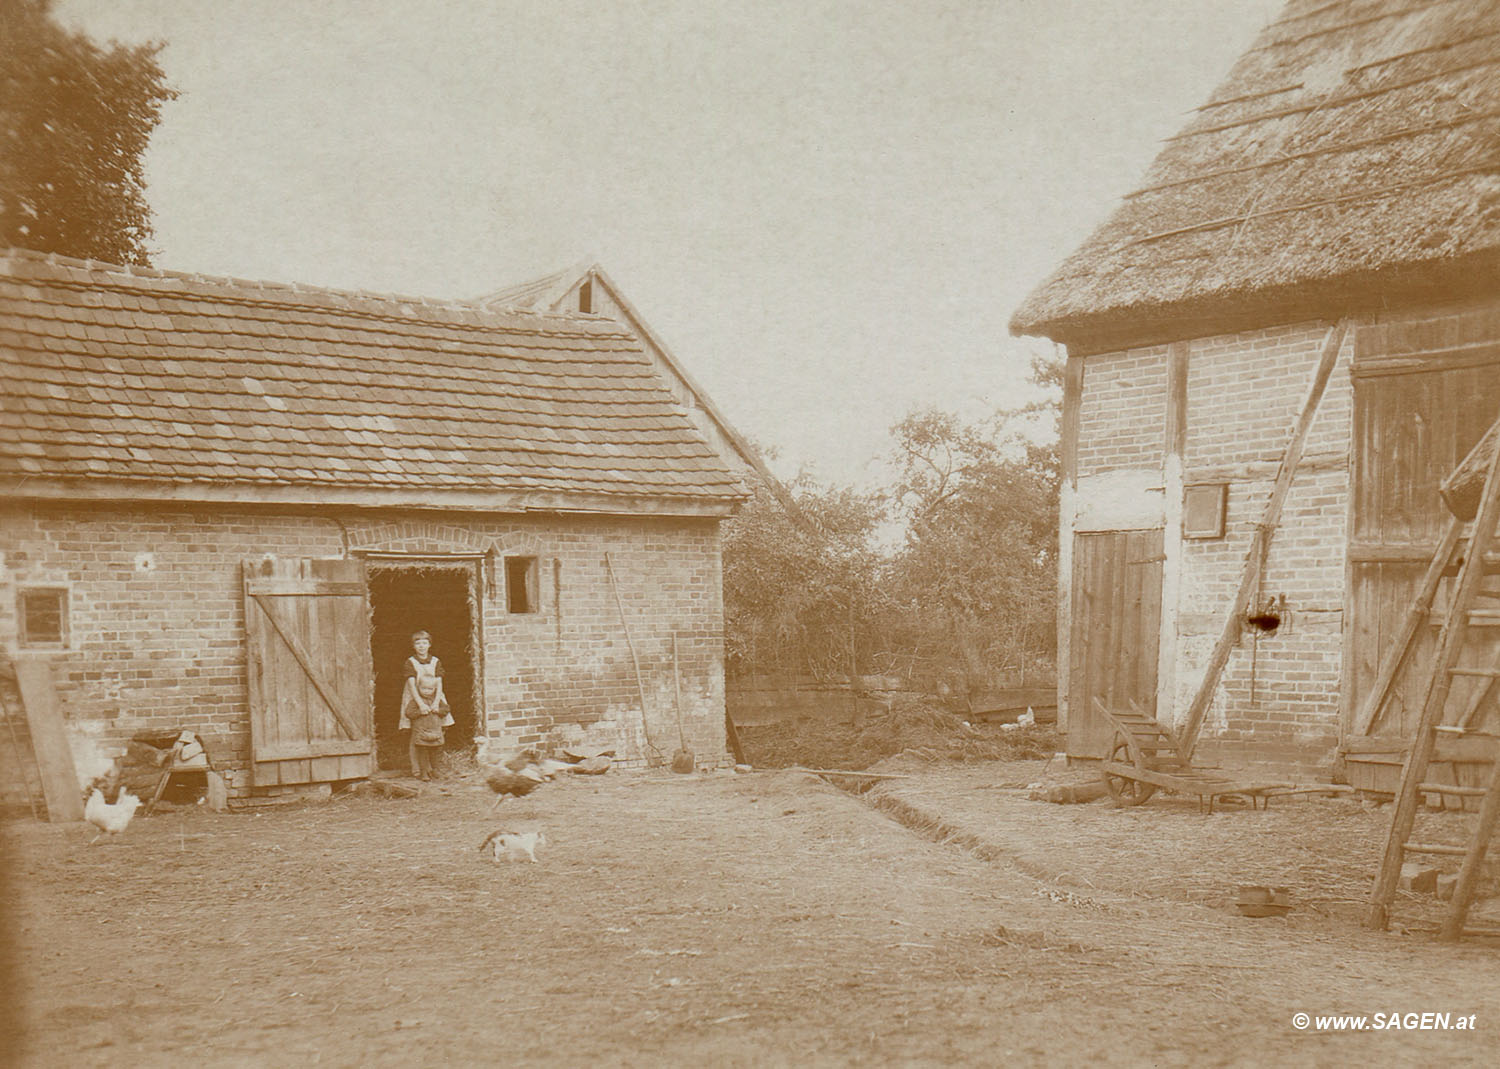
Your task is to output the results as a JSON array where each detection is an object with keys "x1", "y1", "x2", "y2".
[
  {"x1": 1076, "y1": 344, "x2": 1169, "y2": 475},
  {"x1": 0, "y1": 504, "x2": 726, "y2": 802},
  {"x1": 1178, "y1": 324, "x2": 1352, "y2": 767},
  {"x1": 1073, "y1": 322, "x2": 1353, "y2": 772}
]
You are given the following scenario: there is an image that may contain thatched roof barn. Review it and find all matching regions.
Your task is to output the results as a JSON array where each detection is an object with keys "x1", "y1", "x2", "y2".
[
  {"x1": 1012, "y1": 0, "x2": 1500, "y2": 784},
  {"x1": 1015, "y1": 0, "x2": 1500, "y2": 349}
]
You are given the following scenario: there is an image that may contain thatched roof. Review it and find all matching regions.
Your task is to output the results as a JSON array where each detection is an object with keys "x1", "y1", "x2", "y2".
[{"x1": 1013, "y1": 0, "x2": 1500, "y2": 347}]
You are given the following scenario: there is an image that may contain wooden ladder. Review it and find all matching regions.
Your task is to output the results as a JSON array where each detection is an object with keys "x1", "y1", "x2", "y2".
[{"x1": 1368, "y1": 429, "x2": 1500, "y2": 938}]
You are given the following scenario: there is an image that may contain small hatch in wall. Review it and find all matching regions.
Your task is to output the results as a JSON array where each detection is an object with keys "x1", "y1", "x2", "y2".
[
  {"x1": 18, "y1": 586, "x2": 69, "y2": 648},
  {"x1": 505, "y1": 556, "x2": 540, "y2": 614},
  {"x1": 1183, "y1": 483, "x2": 1228, "y2": 540}
]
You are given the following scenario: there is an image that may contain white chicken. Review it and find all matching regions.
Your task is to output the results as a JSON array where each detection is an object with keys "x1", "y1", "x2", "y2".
[{"x1": 84, "y1": 788, "x2": 143, "y2": 845}]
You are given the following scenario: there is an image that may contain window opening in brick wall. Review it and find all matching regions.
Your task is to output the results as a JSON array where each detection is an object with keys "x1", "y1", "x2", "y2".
[
  {"x1": 1183, "y1": 483, "x2": 1228, "y2": 540},
  {"x1": 18, "y1": 586, "x2": 68, "y2": 647},
  {"x1": 506, "y1": 556, "x2": 540, "y2": 614}
]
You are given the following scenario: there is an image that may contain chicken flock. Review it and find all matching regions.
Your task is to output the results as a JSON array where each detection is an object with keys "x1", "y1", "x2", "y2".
[{"x1": 74, "y1": 734, "x2": 601, "y2": 862}]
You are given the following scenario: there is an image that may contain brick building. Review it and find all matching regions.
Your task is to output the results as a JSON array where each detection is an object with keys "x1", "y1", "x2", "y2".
[
  {"x1": 0, "y1": 249, "x2": 746, "y2": 805},
  {"x1": 1011, "y1": 0, "x2": 1500, "y2": 779}
]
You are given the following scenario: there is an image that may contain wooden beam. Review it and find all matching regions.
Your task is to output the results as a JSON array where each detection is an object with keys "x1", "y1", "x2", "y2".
[
  {"x1": 1179, "y1": 320, "x2": 1349, "y2": 756},
  {"x1": 0, "y1": 477, "x2": 741, "y2": 519},
  {"x1": 795, "y1": 767, "x2": 913, "y2": 780},
  {"x1": 1158, "y1": 343, "x2": 1188, "y2": 728},
  {"x1": 1057, "y1": 354, "x2": 1085, "y2": 741},
  {"x1": 1060, "y1": 355, "x2": 1084, "y2": 491},
  {"x1": 1185, "y1": 451, "x2": 1347, "y2": 484}
]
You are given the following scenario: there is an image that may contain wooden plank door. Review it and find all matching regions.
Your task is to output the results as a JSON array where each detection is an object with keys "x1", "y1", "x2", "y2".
[
  {"x1": 243, "y1": 557, "x2": 374, "y2": 785},
  {"x1": 1349, "y1": 362, "x2": 1500, "y2": 738},
  {"x1": 1068, "y1": 529, "x2": 1164, "y2": 758}
]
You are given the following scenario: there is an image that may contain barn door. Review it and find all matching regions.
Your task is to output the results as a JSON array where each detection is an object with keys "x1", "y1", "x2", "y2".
[
  {"x1": 1349, "y1": 360, "x2": 1500, "y2": 738},
  {"x1": 1068, "y1": 529, "x2": 1164, "y2": 758},
  {"x1": 243, "y1": 557, "x2": 374, "y2": 785}
]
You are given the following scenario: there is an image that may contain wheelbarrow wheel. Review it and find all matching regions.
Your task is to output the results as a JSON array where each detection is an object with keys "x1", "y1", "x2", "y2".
[{"x1": 1102, "y1": 734, "x2": 1157, "y2": 805}]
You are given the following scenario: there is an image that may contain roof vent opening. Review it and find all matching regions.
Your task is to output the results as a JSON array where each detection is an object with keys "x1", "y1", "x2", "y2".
[{"x1": 578, "y1": 280, "x2": 592, "y2": 314}]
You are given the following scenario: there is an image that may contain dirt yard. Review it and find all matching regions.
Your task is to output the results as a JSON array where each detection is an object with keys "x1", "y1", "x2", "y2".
[{"x1": 4, "y1": 761, "x2": 1499, "y2": 1067}]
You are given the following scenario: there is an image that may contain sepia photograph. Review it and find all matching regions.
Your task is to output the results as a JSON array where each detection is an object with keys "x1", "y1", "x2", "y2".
[{"x1": 3, "y1": 0, "x2": 1500, "y2": 1064}]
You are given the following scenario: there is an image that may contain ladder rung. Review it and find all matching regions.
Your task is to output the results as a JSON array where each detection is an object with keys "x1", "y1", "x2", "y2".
[
  {"x1": 1418, "y1": 782, "x2": 1490, "y2": 797},
  {"x1": 1402, "y1": 841, "x2": 1468, "y2": 856},
  {"x1": 1428, "y1": 610, "x2": 1500, "y2": 626},
  {"x1": 1432, "y1": 724, "x2": 1500, "y2": 738}
]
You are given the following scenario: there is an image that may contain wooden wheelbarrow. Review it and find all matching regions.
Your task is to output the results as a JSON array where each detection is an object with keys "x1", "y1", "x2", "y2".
[{"x1": 1094, "y1": 699, "x2": 1293, "y2": 813}]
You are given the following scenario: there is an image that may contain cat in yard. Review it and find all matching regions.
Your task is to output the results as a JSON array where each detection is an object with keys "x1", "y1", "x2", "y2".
[{"x1": 477, "y1": 828, "x2": 547, "y2": 863}]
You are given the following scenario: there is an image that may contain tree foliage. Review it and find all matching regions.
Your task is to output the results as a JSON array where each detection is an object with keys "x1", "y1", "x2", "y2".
[
  {"x1": 0, "y1": 0, "x2": 176, "y2": 265},
  {"x1": 886, "y1": 408, "x2": 1058, "y2": 688},
  {"x1": 724, "y1": 356, "x2": 1063, "y2": 695},
  {"x1": 722, "y1": 473, "x2": 891, "y2": 679}
]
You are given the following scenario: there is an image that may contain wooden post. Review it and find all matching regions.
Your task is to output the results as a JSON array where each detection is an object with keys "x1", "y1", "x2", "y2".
[
  {"x1": 1158, "y1": 342, "x2": 1189, "y2": 727},
  {"x1": 1057, "y1": 353, "x2": 1084, "y2": 746},
  {"x1": 1179, "y1": 320, "x2": 1349, "y2": 756},
  {"x1": 604, "y1": 552, "x2": 660, "y2": 764}
]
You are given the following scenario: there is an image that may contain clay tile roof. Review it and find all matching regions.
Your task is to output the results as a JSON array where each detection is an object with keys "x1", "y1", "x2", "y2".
[
  {"x1": 0, "y1": 249, "x2": 747, "y2": 509},
  {"x1": 1012, "y1": 0, "x2": 1500, "y2": 343}
]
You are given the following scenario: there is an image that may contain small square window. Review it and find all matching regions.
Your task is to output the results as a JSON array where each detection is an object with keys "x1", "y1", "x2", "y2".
[
  {"x1": 505, "y1": 556, "x2": 539, "y2": 614},
  {"x1": 19, "y1": 587, "x2": 69, "y2": 647},
  {"x1": 1183, "y1": 483, "x2": 1228, "y2": 540}
]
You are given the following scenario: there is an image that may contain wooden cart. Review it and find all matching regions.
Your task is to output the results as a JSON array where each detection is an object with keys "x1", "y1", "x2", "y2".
[{"x1": 1095, "y1": 699, "x2": 1293, "y2": 812}]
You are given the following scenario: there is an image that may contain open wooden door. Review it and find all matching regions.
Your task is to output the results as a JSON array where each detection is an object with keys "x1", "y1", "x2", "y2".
[
  {"x1": 243, "y1": 557, "x2": 374, "y2": 786},
  {"x1": 1068, "y1": 529, "x2": 1164, "y2": 758}
]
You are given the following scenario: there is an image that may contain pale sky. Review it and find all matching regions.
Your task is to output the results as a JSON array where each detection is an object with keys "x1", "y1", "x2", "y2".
[{"x1": 58, "y1": 0, "x2": 1287, "y2": 488}]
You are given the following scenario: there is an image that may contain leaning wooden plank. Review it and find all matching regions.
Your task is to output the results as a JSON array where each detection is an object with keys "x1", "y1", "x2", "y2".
[
  {"x1": 793, "y1": 767, "x2": 913, "y2": 780},
  {"x1": 1180, "y1": 320, "x2": 1349, "y2": 756},
  {"x1": 13, "y1": 659, "x2": 84, "y2": 822},
  {"x1": 1350, "y1": 516, "x2": 1464, "y2": 737},
  {"x1": 1440, "y1": 414, "x2": 1500, "y2": 522}
]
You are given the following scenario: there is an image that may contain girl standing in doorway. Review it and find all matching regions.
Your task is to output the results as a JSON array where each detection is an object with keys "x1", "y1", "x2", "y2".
[{"x1": 398, "y1": 630, "x2": 454, "y2": 778}]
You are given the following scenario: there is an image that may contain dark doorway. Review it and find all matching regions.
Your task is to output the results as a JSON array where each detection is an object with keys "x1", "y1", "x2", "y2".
[{"x1": 367, "y1": 562, "x2": 481, "y2": 771}]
